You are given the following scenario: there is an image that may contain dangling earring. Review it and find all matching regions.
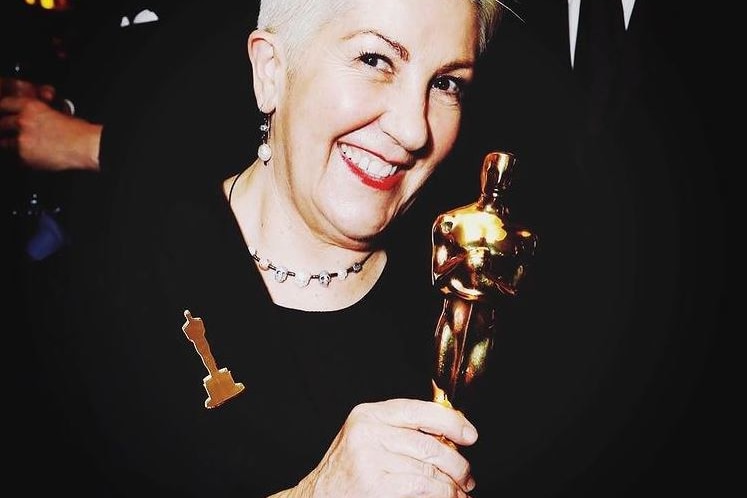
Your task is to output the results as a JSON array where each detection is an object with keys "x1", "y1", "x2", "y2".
[{"x1": 257, "y1": 112, "x2": 272, "y2": 164}]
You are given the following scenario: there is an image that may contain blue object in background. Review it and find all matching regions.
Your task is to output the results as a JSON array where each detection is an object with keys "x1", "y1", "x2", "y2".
[{"x1": 26, "y1": 210, "x2": 68, "y2": 261}]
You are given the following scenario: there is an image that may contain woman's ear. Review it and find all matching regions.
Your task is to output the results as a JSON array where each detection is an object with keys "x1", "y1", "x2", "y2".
[{"x1": 247, "y1": 29, "x2": 283, "y2": 113}]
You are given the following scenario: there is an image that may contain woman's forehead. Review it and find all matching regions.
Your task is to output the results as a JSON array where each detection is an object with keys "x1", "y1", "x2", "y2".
[{"x1": 321, "y1": 0, "x2": 479, "y2": 53}]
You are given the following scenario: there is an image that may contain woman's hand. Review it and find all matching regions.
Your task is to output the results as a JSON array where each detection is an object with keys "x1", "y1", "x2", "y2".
[{"x1": 276, "y1": 398, "x2": 478, "y2": 497}]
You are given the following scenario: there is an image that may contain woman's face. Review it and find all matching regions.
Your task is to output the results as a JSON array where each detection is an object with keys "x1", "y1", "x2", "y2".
[{"x1": 274, "y1": 0, "x2": 479, "y2": 246}]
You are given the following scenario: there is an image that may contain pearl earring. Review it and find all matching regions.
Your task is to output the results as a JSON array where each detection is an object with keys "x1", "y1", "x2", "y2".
[{"x1": 257, "y1": 113, "x2": 272, "y2": 164}]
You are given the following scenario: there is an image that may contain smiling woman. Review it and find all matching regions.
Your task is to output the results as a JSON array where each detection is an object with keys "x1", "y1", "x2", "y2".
[
  {"x1": 234, "y1": 0, "x2": 488, "y2": 312},
  {"x1": 41, "y1": 1, "x2": 514, "y2": 497},
  {"x1": 20, "y1": 0, "x2": 726, "y2": 496}
]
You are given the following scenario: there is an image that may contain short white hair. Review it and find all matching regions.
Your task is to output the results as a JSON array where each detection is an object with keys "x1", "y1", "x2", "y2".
[{"x1": 256, "y1": 0, "x2": 504, "y2": 74}]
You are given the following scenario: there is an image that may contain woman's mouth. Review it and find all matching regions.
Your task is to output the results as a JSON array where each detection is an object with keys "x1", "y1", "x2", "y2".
[{"x1": 340, "y1": 143, "x2": 401, "y2": 190}]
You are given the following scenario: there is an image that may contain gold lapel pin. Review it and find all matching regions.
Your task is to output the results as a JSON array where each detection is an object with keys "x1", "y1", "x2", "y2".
[{"x1": 182, "y1": 310, "x2": 245, "y2": 408}]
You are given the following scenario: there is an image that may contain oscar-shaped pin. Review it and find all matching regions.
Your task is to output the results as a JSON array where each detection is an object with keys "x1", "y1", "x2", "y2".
[{"x1": 182, "y1": 310, "x2": 245, "y2": 408}]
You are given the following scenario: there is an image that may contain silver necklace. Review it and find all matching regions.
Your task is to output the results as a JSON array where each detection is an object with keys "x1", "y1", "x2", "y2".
[{"x1": 228, "y1": 168, "x2": 373, "y2": 288}]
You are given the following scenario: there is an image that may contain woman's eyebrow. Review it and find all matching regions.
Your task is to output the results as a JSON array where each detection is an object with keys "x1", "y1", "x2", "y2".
[{"x1": 344, "y1": 29, "x2": 410, "y2": 61}]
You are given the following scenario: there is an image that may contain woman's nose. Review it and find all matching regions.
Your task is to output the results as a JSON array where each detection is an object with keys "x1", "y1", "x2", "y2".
[{"x1": 379, "y1": 86, "x2": 429, "y2": 153}]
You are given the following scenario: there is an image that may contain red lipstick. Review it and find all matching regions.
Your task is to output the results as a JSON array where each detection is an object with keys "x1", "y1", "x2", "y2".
[{"x1": 344, "y1": 156, "x2": 402, "y2": 191}]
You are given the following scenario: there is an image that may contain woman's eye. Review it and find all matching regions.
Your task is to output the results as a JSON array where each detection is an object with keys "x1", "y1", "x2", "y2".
[
  {"x1": 432, "y1": 75, "x2": 465, "y2": 98},
  {"x1": 358, "y1": 52, "x2": 393, "y2": 72}
]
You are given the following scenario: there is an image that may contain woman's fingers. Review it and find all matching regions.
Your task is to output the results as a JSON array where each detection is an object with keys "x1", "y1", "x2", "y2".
[
  {"x1": 380, "y1": 426, "x2": 474, "y2": 492},
  {"x1": 384, "y1": 471, "x2": 472, "y2": 498},
  {"x1": 358, "y1": 398, "x2": 478, "y2": 446}
]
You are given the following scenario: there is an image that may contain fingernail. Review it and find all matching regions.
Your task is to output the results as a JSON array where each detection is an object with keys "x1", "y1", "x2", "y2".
[
  {"x1": 465, "y1": 476, "x2": 476, "y2": 492},
  {"x1": 462, "y1": 424, "x2": 478, "y2": 443}
]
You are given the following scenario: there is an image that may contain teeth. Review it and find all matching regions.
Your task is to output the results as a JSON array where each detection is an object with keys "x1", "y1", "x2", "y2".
[{"x1": 340, "y1": 143, "x2": 398, "y2": 179}]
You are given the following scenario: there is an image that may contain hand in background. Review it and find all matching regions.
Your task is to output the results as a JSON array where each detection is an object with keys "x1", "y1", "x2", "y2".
[
  {"x1": 0, "y1": 93, "x2": 101, "y2": 172},
  {"x1": 0, "y1": 76, "x2": 55, "y2": 101},
  {"x1": 278, "y1": 399, "x2": 478, "y2": 498}
]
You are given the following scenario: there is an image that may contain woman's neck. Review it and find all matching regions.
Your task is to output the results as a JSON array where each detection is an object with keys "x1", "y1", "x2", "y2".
[{"x1": 224, "y1": 161, "x2": 387, "y2": 311}]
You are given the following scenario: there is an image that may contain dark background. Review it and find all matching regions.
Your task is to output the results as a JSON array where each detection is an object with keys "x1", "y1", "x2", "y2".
[
  {"x1": 451, "y1": 2, "x2": 733, "y2": 496},
  {"x1": 3, "y1": 1, "x2": 732, "y2": 496}
]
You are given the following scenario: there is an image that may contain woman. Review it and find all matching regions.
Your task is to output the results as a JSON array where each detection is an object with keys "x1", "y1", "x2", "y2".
[{"x1": 51, "y1": 0, "x2": 508, "y2": 496}]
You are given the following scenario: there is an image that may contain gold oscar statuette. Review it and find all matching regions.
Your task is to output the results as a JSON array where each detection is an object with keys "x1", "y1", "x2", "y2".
[{"x1": 431, "y1": 151, "x2": 538, "y2": 413}]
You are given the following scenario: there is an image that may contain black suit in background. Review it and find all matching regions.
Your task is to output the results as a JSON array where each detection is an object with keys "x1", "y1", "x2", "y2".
[{"x1": 413, "y1": 1, "x2": 729, "y2": 496}]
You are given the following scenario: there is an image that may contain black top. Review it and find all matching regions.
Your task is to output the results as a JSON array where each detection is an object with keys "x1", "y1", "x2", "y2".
[{"x1": 43, "y1": 174, "x2": 442, "y2": 497}]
